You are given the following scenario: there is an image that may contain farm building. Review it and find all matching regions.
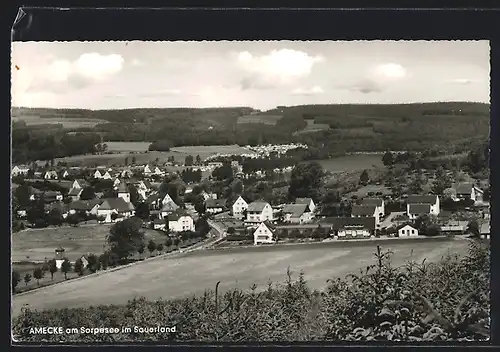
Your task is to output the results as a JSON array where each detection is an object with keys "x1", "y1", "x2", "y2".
[
  {"x1": 281, "y1": 203, "x2": 313, "y2": 224},
  {"x1": 246, "y1": 200, "x2": 274, "y2": 224},
  {"x1": 11, "y1": 165, "x2": 30, "y2": 177},
  {"x1": 232, "y1": 196, "x2": 248, "y2": 220},
  {"x1": 361, "y1": 198, "x2": 385, "y2": 219},
  {"x1": 321, "y1": 217, "x2": 376, "y2": 238},
  {"x1": 205, "y1": 199, "x2": 226, "y2": 214},
  {"x1": 406, "y1": 195, "x2": 440, "y2": 218},
  {"x1": 295, "y1": 198, "x2": 316, "y2": 213},
  {"x1": 167, "y1": 212, "x2": 195, "y2": 232},
  {"x1": 454, "y1": 183, "x2": 484, "y2": 202},
  {"x1": 96, "y1": 198, "x2": 135, "y2": 223}
]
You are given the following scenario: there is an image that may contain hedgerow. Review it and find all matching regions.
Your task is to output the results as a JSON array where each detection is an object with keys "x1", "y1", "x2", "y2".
[{"x1": 12, "y1": 240, "x2": 489, "y2": 342}]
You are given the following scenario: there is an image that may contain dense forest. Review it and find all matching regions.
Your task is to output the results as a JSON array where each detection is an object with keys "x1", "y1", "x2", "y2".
[{"x1": 11, "y1": 102, "x2": 490, "y2": 163}]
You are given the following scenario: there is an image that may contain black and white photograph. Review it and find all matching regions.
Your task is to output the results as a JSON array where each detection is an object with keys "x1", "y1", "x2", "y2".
[{"x1": 11, "y1": 40, "x2": 490, "y2": 342}]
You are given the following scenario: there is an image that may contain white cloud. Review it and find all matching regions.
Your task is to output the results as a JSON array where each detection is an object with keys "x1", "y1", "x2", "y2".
[
  {"x1": 26, "y1": 53, "x2": 124, "y2": 94},
  {"x1": 138, "y1": 89, "x2": 182, "y2": 98},
  {"x1": 371, "y1": 63, "x2": 407, "y2": 80},
  {"x1": 236, "y1": 49, "x2": 324, "y2": 89},
  {"x1": 131, "y1": 58, "x2": 145, "y2": 67},
  {"x1": 291, "y1": 86, "x2": 324, "y2": 96},
  {"x1": 447, "y1": 78, "x2": 475, "y2": 85}
]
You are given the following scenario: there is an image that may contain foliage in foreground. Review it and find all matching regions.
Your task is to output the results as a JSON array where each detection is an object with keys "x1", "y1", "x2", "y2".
[{"x1": 13, "y1": 240, "x2": 490, "y2": 343}]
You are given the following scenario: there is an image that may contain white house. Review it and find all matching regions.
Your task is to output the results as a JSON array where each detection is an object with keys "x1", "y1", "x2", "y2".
[
  {"x1": 44, "y1": 170, "x2": 58, "y2": 180},
  {"x1": 205, "y1": 199, "x2": 226, "y2": 214},
  {"x1": 93, "y1": 169, "x2": 103, "y2": 179},
  {"x1": 72, "y1": 179, "x2": 88, "y2": 189},
  {"x1": 406, "y1": 195, "x2": 440, "y2": 218},
  {"x1": 281, "y1": 203, "x2": 313, "y2": 224},
  {"x1": 232, "y1": 196, "x2": 248, "y2": 219},
  {"x1": 11, "y1": 165, "x2": 30, "y2": 177},
  {"x1": 102, "y1": 171, "x2": 112, "y2": 180},
  {"x1": 117, "y1": 182, "x2": 131, "y2": 203},
  {"x1": 61, "y1": 170, "x2": 70, "y2": 179},
  {"x1": 68, "y1": 199, "x2": 101, "y2": 216},
  {"x1": 96, "y1": 198, "x2": 135, "y2": 223},
  {"x1": 361, "y1": 198, "x2": 385, "y2": 219},
  {"x1": 167, "y1": 212, "x2": 195, "y2": 232},
  {"x1": 455, "y1": 183, "x2": 484, "y2": 202},
  {"x1": 398, "y1": 224, "x2": 419, "y2": 237},
  {"x1": 246, "y1": 200, "x2": 273, "y2": 224},
  {"x1": 54, "y1": 247, "x2": 66, "y2": 269},
  {"x1": 144, "y1": 164, "x2": 153, "y2": 175},
  {"x1": 162, "y1": 193, "x2": 175, "y2": 206},
  {"x1": 113, "y1": 178, "x2": 121, "y2": 189},
  {"x1": 153, "y1": 166, "x2": 163, "y2": 175},
  {"x1": 160, "y1": 201, "x2": 180, "y2": 219},
  {"x1": 253, "y1": 221, "x2": 276, "y2": 245},
  {"x1": 295, "y1": 198, "x2": 316, "y2": 213}
]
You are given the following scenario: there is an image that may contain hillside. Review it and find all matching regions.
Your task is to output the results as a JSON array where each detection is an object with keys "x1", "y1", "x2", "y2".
[{"x1": 12, "y1": 102, "x2": 490, "y2": 162}]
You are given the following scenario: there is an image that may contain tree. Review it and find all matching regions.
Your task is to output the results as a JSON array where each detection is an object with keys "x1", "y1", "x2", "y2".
[
  {"x1": 137, "y1": 243, "x2": 145, "y2": 258},
  {"x1": 99, "y1": 253, "x2": 109, "y2": 270},
  {"x1": 194, "y1": 195, "x2": 206, "y2": 215},
  {"x1": 14, "y1": 184, "x2": 32, "y2": 208},
  {"x1": 227, "y1": 227, "x2": 236, "y2": 235},
  {"x1": 147, "y1": 239, "x2": 157, "y2": 256},
  {"x1": 156, "y1": 243, "x2": 164, "y2": 254},
  {"x1": 33, "y1": 267, "x2": 44, "y2": 286},
  {"x1": 48, "y1": 208, "x2": 63, "y2": 226},
  {"x1": 24, "y1": 273, "x2": 32, "y2": 286},
  {"x1": 107, "y1": 217, "x2": 145, "y2": 261},
  {"x1": 359, "y1": 170, "x2": 370, "y2": 186},
  {"x1": 12, "y1": 270, "x2": 21, "y2": 292},
  {"x1": 173, "y1": 237, "x2": 180, "y2": 247},
  {"x1": 131, "y1": 156, "x2": 137, "y2": 165},
  {"x1": 61, "y1": 259, "x2": 72, "y2": 279},
  {"x1": 185, "y1": 155, "x2": 194, "y2": 166},
  {"x1": 382, "y1": 151, "x2": 394, "y2": 167},
  {"x1": 48, "y1": 259, "x2": 58, "y2": 280},
  {"x1": 80, "y1": 186, "x2": 96, "y2": 200},
  {"x1": 128, "y1": 184, "x2": 140, "y2": 206},
  {"x1": 66, "y1": 213, "x2": 81, "y2": 227},
  {"x1": 195, "y1": 154, "x2": 202, "y2": 165},
  {"x1": 74, "y1": 258, "x2": 85, "y2": 276},
  {"x1": 288, "y1": 161, "x2": 324, "y2": 201},
  {"x1": 466, "y1": 219, "x2": 481, "y2": 238},
  {"x1": 212, "y1": 163, "x2": 233, "y2": 181},
  {"x1": 134, "y1": 202, "x2": 150, "y2": 220}
]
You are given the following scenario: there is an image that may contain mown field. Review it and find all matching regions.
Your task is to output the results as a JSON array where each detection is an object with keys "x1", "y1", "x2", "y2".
[
  {"x1": 52, "y1": 144, "x2": 254, "y2": 166},
  {"x1": 316, "y1": 154, "x2": 385, "y2": 173},
  {"x1": 12, "y1": 116, "x2": 106, "y2": 129},
  {"x1": 294, "y1": 120, "x2": 331, "y2": 135},
  {"x1": 12, "y1": 225, "x2": 167, "y2": 262},
  {"x1": 12, "y1": 237, "x2": 469, "y2": 318},
  {"x1": 236, "y1": 114, "x2": 283, "y2": 125}
]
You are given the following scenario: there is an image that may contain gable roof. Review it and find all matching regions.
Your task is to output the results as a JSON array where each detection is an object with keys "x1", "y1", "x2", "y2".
[
  {"x1": 407, "y1": 195, "x2": 438, "y2": 205},
  {"x1": 257, "y1": 220, "x2": 276, "y2": 233},
  {"x1": 361, "y1": 198, "x2": 383, "y2": 207},
  {"x1": 351, "y1": 205, "x2": 377, "y2": 216},
  {"x1": 320, "y1": 217, "x2": 376, "y2": 231},
  {"x1": 146, "y1": 193, "x2": 161, "y2": 204},
  {"x1": 398, "y1": 224, "x2": 417, "y2": 231},
  {"x1": 233, "y1": 195, "x2": 248, "y2": 206},
  {"x1": 167, "y1": 212, "x2": 192, "y2": 221},
  {"x1": 98, "y1": 198, "x2": 135, "y2": 212},
  {"x1": 247, "y1": 200, "x2": 269, "y2": 212},
  {"x1": 117, "y1": 182, "x2": 129, "y2": 193},
  {"x1": 282, "y1": 203, "x2": 309, "y2": 218},
  {"x1": 295, "y1": 198, "x2": 313, "y2": 205},
  {"x1": 455, "y1": 183, "x2": 483, "y2": 195},
  {"x1": 408, "y1": 204, "x2": 431, "y2": 214},
  {"x1": 75, "y1": 179, "x2": 89, "y2": 187},
  {"x1": 206, "y1": 198, "x2": 226, "y2": 208},
  {"x1": 69, "y1": 199, "x2": 101, "y2": 211},
  {"x1": 161, "y1": 201, "x2": 179, "y2": 212}
]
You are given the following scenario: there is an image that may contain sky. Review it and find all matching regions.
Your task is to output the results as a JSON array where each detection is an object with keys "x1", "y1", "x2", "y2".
[{"x1": 11, "y1": 41, "x2": 490, "y2": 111}]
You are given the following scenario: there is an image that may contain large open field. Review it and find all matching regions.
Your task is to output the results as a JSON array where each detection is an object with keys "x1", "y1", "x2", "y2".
[
  {"x1": 12, "y1": 116, "x2": 106, "y2": 129},
  {"x1": 50, "y1": 144, "x2": 255, "y2": 166},
  {"x1": 12, "y1": 237, "x2": 469, "y2": 317},
  {"x1": 236, "y1": 114, "x2": 283, "y2": 125},
  {"x1": 12, "y1": 225, "x2": 167, "y2": 262},
  {"x1": 316, "y1": 154, "x2": 385, "y2": 173}
]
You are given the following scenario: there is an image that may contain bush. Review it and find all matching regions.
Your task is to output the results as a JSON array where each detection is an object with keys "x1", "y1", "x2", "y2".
[{"x1": 12, "y1": 241, "x2": 489, "y2": 342}]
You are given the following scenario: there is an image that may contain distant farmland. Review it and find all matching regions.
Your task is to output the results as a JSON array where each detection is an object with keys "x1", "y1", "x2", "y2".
[
  {"x1": 105, "y1": 142, "x2": 151, "y2": 152},
  {"x1": 12, "y1": 116, "x2": 106, "y2": 129},
  {"x1": 294, "y1": 120, "x2": 330, "y2": 135},
  {"x1": 236, "y1": 114, "x2": 283, "y2": 125}
]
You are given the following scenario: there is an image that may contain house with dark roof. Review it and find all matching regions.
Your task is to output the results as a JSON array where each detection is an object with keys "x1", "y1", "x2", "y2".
[
  {"x1": 281, "y1": 203, "x2": 312, "y2": 224},
  {"x1": 68, "y1": 199, "x2": 101, "y2": 215},
  {"x1": 454, "y1": 183, "x2": 484, "y2": 202},
  {"x1": 167, "y1": 212, "x2": 195, "y2": 232},
  {"x1": 406, "y1": 195, "x2": 440, "y2": 218},
  {"x1": 96, "y1": 197, "x2": 135, "y2": 223},
  {"x1": 245, "y1": 200, "x2": 273, "y2": 224},
  {"x1": 295, "y1": 198, "x2": 316, "y2": 213},
  {"x1": 253, "y1": 221, "x2": 276, "y2": 245},
  {"x1": 43, "y1": 190, "x2": 63, "y2": 203},
  {"x1": 361, "y1": 198, "x2": 385, "y2": 219},
  {"x1": 160, "y1": 201, "x2": 180, "y2": 219},
  {"x1": 72, "y1": 179, "x2": 89, "y2": 189},
  {"x1": 351, "y1": 205, "x2": 381, "y2": 227},
  {"x1": 152, "y1": 218, "x2": 167, "y2": 231},
  {"x1": 43, "y1": 170, "x2": 58, "y2": 180},
  {"x1": 117, "y1": 182, "x2": 131, "y2": 203},
  {"x1": 320, "y1": 217, "x2": 376, "y2": 238},
  {"x1": 205, "y1": 198, "x2": 226, "y2": 214}
]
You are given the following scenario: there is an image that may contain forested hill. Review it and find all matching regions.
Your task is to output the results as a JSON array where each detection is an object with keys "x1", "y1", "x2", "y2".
[{"x1": 12, "y1": 102, "x2": 490, "y2": 162}]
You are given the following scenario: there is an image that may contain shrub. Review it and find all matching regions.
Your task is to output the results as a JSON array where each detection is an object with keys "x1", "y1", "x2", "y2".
[{"x1": 12, "y1": 240, "x2": 489, "y2": 342}]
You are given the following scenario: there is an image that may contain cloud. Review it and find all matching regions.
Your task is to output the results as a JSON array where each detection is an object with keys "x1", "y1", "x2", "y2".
[
  {"x1": 137, "y1": 89, "x2": 183, "y2": 98},
  {"x1": 338, "y1": 80, "x2": 383, "y2": 94},
  {"x1": 236, "y1": 49, "x2": 324, "y2": 90},
  {"x1": 371, "y1": 63, "x2": 407, "y2": 80},
  {"x1": 291, "y1": 86, "x2": 324, "y2": 96},
  {"x1": 447, "y1": 78, "x2": 475, "y2": 85},
  {"x1": 131, "y1": 59, "x2": 145, "y2": 67},
  {"x1": 26, "y1": 53, "x2": 124, "y2": 94}
]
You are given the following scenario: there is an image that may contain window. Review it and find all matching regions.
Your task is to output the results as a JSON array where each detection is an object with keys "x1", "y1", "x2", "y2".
[
  {"x1": 402, "y1": 230, "x2": 405, "y2": 234},
  {"x1": 411, "y1": 230, "x2": 415, "y2": 234}
]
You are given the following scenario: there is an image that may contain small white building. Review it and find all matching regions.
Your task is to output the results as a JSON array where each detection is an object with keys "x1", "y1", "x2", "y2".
[
  {"x1": 206, "y1": 199, "x2": 226, "y2": 214},
  {"x1": 398, "y1": 224, "x2": 419, "y2": 237},
  {"x1": 54, "y1": 247, "x2": 66, "y2": 269},
  {"x1": 232, "y1": 196, "x2": 248, "y2": 219},
  {"x1": 102, "y1": 171, "x2": 112, "y2": 180},
  {"x1": 117, "y1": 182, "x2": 131, "y2": 203},
  {"x1": 44, "y1": 170, "x2": 58, "y2": 180},
  {"x1": 167, "y1": 212, "x2": 195, "y2": 232},
  {"x1": 11, "y1": 165, "x2": 30, "y2": 177},
  {"x1": 72, "y1": 179, "x2": 88, "y2": 189},
  {"x1": 93, "y1": 169, "x2": 103, "y2": 179},
  {"x1": 253, "y1": 221, "x2": 276, "y2": 245}
]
